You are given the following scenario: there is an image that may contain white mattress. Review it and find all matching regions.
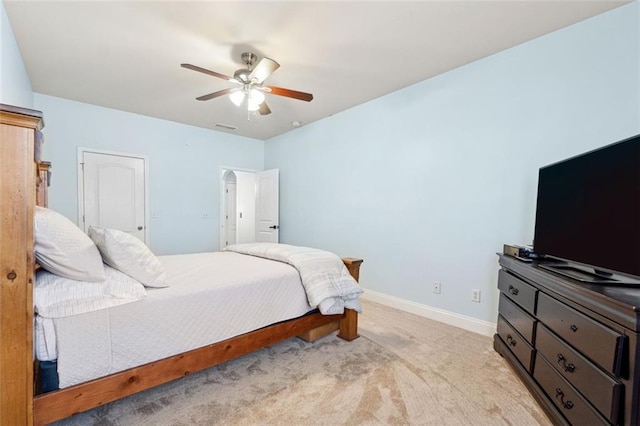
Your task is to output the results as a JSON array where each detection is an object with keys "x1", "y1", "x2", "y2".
[{"x1": 44, "y1": 251, "x2": 312, "y2": 388}]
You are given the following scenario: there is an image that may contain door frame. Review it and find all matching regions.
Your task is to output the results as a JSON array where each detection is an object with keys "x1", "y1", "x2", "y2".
[
  {"x1": 219, "y1": 165, "x2": 257, "y2": 250},
  {"x1": 77, "y1": 147, "x2": 150, "y2": 242}
]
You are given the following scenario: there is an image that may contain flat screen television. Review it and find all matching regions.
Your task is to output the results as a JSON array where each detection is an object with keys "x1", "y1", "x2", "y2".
[{"x1": 533, "y1": 134, "x2": 640, "y2": 285}]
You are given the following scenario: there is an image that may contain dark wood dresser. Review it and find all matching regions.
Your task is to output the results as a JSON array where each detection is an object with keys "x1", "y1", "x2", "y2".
[{"x1": 494, "y1": 254, "x2": 640, "y2": 425}]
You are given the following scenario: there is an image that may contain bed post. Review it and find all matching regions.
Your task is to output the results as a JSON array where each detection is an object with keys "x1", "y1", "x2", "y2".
[
  {"x1": 299, "y1": 257, "x2": 363, "y2": 342},
  {"x1": 337, "y1": 308, "x2": 359, "y2": 341},
  {"x1": 342, "y1": 257, "x2": 363, "y2": 282},
  {"x1": 337, "y1": 257, "x2": 362, "y2": 341},
  {"x1": 0, "y1": 105, "x2": 43, "y2": 426}
]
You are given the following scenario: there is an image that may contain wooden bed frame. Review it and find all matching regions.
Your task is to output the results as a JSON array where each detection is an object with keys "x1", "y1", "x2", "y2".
[{"x1": 0, "y1": 105, "x2": 363, "y2": 426}]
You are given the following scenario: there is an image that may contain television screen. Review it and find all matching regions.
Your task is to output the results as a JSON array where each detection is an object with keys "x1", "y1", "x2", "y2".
[{"x1": 533, "y1": 135, "x2": 640, "y2": 281}]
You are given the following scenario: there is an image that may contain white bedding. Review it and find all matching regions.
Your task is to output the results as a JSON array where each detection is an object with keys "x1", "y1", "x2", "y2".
[
  {"x1": 41, "y1": 251, "x2": 313, "y2": 388},
  {"x1": 225, "y1": 243, "x2": 363, "y2": 314}
]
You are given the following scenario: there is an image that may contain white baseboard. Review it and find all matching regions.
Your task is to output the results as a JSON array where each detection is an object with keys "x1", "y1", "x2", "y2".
[{"x1": 361, "y1": 289, "x2": 496, "y2": 337}]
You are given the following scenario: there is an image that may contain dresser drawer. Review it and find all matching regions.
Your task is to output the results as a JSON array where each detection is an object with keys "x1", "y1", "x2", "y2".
[
  {"x1": 498, "y1": 270, "x2": 537, "y2": 315},
  {"x1": 536, "y1": 324, "x2": 622, "y2": 423},
  {"x1": 534, "y1": 353, "x2": 609, "y2": 426},
  {"x1": 497, "y1": 315, "x2": 534, "y2": 372},
  {"x1": 499, "y1": 293, "x2": 536, "y2": 344},
  {"x1": 537, "y1": 292, "x2": 625, "y2": 376}
]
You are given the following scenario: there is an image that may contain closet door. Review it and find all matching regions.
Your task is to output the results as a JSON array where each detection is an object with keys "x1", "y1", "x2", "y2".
[
  {"x1": 256, "y1": 169, "x2": 279, "y2": 243},
  {"x1": 80, "y1": 150, "x2": 146, "y2": 242}
]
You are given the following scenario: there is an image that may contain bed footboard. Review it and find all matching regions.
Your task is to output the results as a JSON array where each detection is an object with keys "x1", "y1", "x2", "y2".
[{"x1": 298, "y1": 257, "x2": 363, "y2": 342}]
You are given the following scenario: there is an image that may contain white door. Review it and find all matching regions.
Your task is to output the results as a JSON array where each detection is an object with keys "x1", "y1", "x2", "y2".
[
  {"x1": 81, "y1": 151, "x2": 146, "y2": 241},
  {"x1": 256, "y1": 169, "x2": 279, "y2": 242},
  {"x1": 225, "y1": 181, "x2": 237, "y2": 246}
]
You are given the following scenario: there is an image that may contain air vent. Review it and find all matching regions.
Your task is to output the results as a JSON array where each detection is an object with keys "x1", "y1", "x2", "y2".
[{"x1": 214, "y1": 123, "x2": 237, "y2": 131}]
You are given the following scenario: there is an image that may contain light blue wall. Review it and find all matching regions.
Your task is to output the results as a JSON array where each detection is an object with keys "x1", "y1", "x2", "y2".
[
  {"x1": 5, "y1": 1, "x2": 639, "y2": 324},
  {"x1": 0, "y1": 1, "x2": 33, "y2": 108},
  {"x1": 34, "y1": 94, "x2": 264, "y2": 255},
  {"x1": 265, "y1": 4, "x2": 640, "y2": 323}
]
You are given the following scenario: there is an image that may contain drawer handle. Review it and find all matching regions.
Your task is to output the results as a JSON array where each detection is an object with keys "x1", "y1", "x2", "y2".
[
  {"x1": 508, "y1": 285, "x2": 519, "y2": 296},
  {"x1": 506, "y1": 334, "x2": 517, "y2": 347},
  {"x1": 555, "y1": 388, "x2": 574, "y2": 410},
  {"x1": 570, "y1": 324, "x2": 578, "y2": 332},
  {"x1": 556, "y1": 354, "x2": 576, "y2": 373}
]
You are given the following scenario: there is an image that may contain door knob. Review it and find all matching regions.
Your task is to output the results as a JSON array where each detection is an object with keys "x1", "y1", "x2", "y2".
[
  {"x1": 269, "y1": 225, "x2": 280, "y2": 230},
  {"x1": 137, "y1": 226, "x2": 143, "y2": 230}
]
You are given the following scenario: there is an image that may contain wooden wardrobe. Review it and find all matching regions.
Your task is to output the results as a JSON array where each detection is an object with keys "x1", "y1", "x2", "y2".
[{"x1": 0, "y1": 104, "x2": 44, "y2": 425}]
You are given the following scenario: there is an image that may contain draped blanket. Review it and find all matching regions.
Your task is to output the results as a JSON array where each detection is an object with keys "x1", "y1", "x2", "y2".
[{"x1": 224, "y1": 243, "x2": 363, "y2": 314}]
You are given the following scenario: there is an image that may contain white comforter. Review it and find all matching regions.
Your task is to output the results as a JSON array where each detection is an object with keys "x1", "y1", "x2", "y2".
[
  {"x1": 224, "y1": 243, "x2": 363, "y2": 314},
  {"x1": 44, "y1": 251, "x2": 314, "y2": 388}
]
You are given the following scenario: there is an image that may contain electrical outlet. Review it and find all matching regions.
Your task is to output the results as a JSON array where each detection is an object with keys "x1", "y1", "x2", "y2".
[
  {"x1": 432, "y1": 282, "x2": 441, "y2": 294},
  {"x1": 472, "y1": 289, "x2": 481, "y2": 303}
]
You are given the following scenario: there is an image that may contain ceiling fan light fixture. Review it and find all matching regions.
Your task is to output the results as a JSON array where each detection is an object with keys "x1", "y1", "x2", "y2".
[
  {"x1": 246, "y1": 88, "x2": 265, "y2": 112},
  {"x1": 229, "y1": 90, "x2": 245, "y2": 106},
  {"x1": 247, "y1": 98, "x2": 261, "y2": 112},
  {"x1": 247, "y1": 101, "x2": 261, "y2": 112},
  {"x1": 249, "y1": 88, "x2": 265, "y2": 105}
]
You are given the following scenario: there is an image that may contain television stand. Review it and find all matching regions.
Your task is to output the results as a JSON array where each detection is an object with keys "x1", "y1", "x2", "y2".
[
  {"x1": 539, "y1": 263, "x2": 640, "y2": 286},
  {"x1": 494, "y1": 254, "x2": 640, "y2": 425}
]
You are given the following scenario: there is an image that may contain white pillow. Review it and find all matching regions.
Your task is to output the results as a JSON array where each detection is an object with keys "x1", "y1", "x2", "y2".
[
  {"x1": 88, "y1": 226, "x2": 169, "y2": 288},
  {"x1": 34, "y1": 265, "x2": 147, "y2": 318},
  {"x1": 35, "y1": 207, "x2": 105, "y2": 282}
]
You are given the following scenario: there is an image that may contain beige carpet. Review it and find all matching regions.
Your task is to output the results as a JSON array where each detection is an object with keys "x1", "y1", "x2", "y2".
[{"x1": 53, "y1": 300, "x2": 551, "y2": 425}]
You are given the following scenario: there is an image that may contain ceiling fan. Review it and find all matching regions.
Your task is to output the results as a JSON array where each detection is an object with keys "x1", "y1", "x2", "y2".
[{"x1": 181, "y1": 52, "x2": 313, "y2": 116}]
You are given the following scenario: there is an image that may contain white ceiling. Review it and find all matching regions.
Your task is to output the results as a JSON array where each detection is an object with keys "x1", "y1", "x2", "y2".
[{"x1": 4, "y1": 1, "x2": 630, "y2": 140}]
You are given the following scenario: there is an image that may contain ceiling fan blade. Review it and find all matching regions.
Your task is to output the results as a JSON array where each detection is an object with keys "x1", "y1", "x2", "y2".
[
  {"x1": 196, "y1": 88, "x2": 235, "y2": 101},
  {"x1": 258, "y1": 102, "x2": 271, "y2": 116},
  {"x1": 249, "y1": 57, "x2": 280, "y2": 83},
  {"x1": 181, "y1": 63, "x2": 237, "y2": 83},
  {"x1": 265, "y1": 86, "x2": 313, "y2": 102}
]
